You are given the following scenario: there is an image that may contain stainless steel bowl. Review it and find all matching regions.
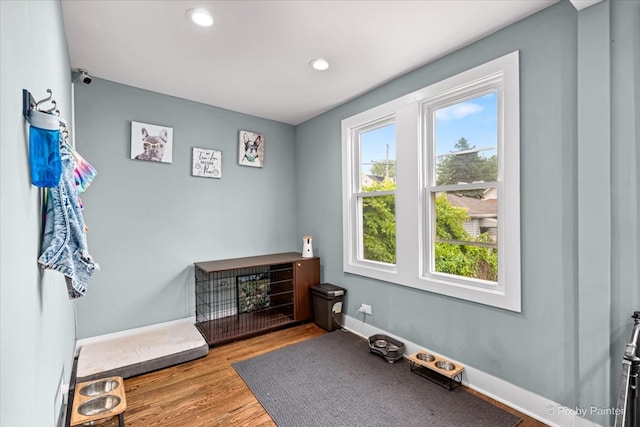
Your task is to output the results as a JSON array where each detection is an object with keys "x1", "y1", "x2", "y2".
[
  {"x1": 82, "y1": 416, "x2": 114, "y2": 426},
  {"x1": 416, "y1": 352, "x2": 435, "y2": 362},
  {"x1": 373, "y1": 339, "x2": 388, "y2": 348},
  {"x1": 77, "y1": 395, "x2": 121, "y2": 416},
  {"x1": 435, "y1": 360, "x2": 456, "y2": 371},
  {"x1": 79, "y1": 379, "x2": 120, "y2": 397},
  {"x1": 387, "y1": 345, "x2": 400, "y2": 352}
]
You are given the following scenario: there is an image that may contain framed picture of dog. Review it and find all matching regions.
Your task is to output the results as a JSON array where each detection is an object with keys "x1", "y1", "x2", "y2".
[
  {"x1": 130, "y1": 121, "x2": 173, "y2": 164},
  {"x1": 238, "y1": 130, "x2": 264, "y2": 168}
]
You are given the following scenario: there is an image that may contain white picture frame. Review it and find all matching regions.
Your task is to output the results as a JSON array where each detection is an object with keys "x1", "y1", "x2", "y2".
[
  {"x1": 192, "y1": 147, "x2": 222, "y2": 179},
  {"x1": 130, "y1": 121, "x2": 173, "y2": 163},
  {"x1": 238, "y1": 130, "x2": 264, "y2": 168}
]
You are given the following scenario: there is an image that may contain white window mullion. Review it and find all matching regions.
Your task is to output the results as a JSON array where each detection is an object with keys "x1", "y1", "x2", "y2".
[{"x1": 395, "y1": 102, "x2": 419, "y2": 277}]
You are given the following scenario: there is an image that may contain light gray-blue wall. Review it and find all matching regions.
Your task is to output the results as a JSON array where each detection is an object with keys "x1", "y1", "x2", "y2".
[
  {"x1": 609, "y1": 0, "x2": 640, "y2": 415},
  {"x1": 576, "y1": 0, "x2": 612, "y2": 419},
  {"x1": 3, "y1": 1, "x2": 638, "y2": 426},
  {"x1": 73, "y1": 79, "x2": 298, "y2": 338},
  {"x1": 295, "y1": 1, "x2": 639, "y2": 425},
  {"x1": 0, "y1": 1, "x2": 76, "y2": 426}
]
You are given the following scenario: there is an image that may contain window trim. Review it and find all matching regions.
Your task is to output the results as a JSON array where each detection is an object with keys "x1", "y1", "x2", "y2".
[
  {"x1": 422, "y1": 82, "x2": 503, "y2": 290},
  {"x1": 342, "y1": 51, "x2": 520, "y2": 312},
  {"x1": 343, "y1": 111, "x2": 401, "y2": 274}
]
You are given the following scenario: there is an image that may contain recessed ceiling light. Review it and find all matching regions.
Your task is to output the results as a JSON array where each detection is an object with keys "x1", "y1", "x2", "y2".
[
  {"x1": 309, "y1": 58, "x2": 330, "y2": 71},
  {"x1": 186, "y1": 8, "x2": 213, "y2": 27}
]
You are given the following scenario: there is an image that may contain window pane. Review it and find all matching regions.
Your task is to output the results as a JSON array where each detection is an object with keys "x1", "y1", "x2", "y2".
[
  {"x1": 360, "y1": 124, "x2": 396, "y2": 191},
  {"x1": 434, "y1": 93, "x2": 497, "y2": 185},
  {"x1": 434, "y1": 242, "x2": 497, "y2": 281},
  {"x1": 434, "y1": 191, "x2": 497, "y2": 282},
  {"x1": 362, "y1": 194, "x2": 396, "y2": 264}
]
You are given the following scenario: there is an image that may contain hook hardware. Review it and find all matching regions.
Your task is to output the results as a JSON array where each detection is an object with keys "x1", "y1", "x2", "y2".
[{"x1": 34, "y1": 89, "x2": 54, "y2": 109}]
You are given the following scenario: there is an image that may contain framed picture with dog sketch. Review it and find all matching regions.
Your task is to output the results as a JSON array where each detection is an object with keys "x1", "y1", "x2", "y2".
[
  {"x1": 192, "y1": 147, "x2": 222, "y2": 179},
  {"x1": 130, "y1": 121, "x2": 173, "y2": 164},
  {"x1": 238, "y1": 130, "x2": 264, "y2": 168}
]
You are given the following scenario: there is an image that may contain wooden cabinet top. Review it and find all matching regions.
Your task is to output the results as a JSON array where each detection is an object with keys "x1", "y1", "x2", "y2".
[{"x1": 195, "y1": 252, "x2": 319, "y2": 273}]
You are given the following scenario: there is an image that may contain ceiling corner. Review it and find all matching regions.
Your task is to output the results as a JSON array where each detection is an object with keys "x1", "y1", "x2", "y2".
[{"x1": 569, "y1": 0, "x2": 603, "y2": 11}]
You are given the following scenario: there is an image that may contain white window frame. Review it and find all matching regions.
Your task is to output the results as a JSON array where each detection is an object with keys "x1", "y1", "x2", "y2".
[
  {"x1": 342, "y1": 51, "x2": 520, "y2": 312},
  {"x1": 350, "y1": 116, "x2": 397, "y2": 270}
]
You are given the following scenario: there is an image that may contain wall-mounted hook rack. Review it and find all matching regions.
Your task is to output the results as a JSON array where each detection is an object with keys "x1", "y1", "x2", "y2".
[
  {"x1": 23, "y1": 88, "x2": 63, "y2": 132},
  {"x1": 22, "y1": 89, "x2": 36, "y2": 118},
  {"x1": 23, "y1": 88, "x2": 56, "y2": 119}
]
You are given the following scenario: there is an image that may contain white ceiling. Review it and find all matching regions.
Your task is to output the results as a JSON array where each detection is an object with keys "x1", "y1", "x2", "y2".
[{"x1": 61, "y1": 0, "x2": 559, "y2": 125}]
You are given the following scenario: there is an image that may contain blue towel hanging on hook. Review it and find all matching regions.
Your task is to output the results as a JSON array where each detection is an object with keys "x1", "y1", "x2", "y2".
[{"x1": 28, "y1": 110, "x2": 62, "y2": 187}]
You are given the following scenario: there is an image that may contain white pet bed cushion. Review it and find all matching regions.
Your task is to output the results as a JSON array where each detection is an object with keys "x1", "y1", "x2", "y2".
[{"x1": 76, "y1": 321, "x2": 209, "y2": 382}]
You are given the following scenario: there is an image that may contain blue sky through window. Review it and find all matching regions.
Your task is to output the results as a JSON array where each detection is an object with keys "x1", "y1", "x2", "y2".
[
  {"x1": 359, "y1": 92, "x2": 497, "y2": 175},
  {"x1": 435, "y1": 92, "x2": 497, "y2": 157},
  {"x1": 360, "y1": 124, "x2": 396, "y2": 175}
]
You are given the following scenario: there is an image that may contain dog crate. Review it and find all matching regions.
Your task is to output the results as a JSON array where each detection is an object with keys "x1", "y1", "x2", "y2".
[{"x1": 194, "y1": 253, "x2": 319, "y2": 346}]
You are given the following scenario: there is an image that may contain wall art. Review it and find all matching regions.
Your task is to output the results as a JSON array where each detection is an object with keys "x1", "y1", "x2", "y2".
[
  {"x1": 130, "y1": 121, "x2": 173, "y2": 163},
  {"x1": 238, "y1": 130, "x2": 264, "y2": 168},
  {"x1": 192, "y1": 147, "x2": 222, "y2": 179}
]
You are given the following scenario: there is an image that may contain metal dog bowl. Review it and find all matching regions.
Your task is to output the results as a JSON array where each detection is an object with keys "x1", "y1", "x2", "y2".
[
  {"x1": 77, "y1": 395, "x2": 121, "y2": 417},
  {"x1": 416, "y1": 352, "x2": 435, "y2": 362},
  {"x1": 373, "y1": 339, "x2": 388, "y2": 348},
  {"x1": 368, "y1": 334, "x2": 405, "y2": 363},
  {"x1": 82, "y1": 416, "x2": 114, "y2": 426},
  {"x1": 79, "y1": 379, "x2": 120, "y2": 397},
  {"x1": 435, "y1": 360, "x2": 456, "y2": 371}
]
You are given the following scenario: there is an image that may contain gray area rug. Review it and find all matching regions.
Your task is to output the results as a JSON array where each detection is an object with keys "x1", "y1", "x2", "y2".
[{"x1": 233, "y1": 331, "x2": 521, "y2": 427}]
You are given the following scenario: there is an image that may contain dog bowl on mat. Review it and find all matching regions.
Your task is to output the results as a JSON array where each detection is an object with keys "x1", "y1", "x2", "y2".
[{"x1": 368, "y1": 334, "x2": 405, "y2": 363}]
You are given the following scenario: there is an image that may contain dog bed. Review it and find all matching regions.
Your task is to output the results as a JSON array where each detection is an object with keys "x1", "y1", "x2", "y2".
[{"x1": 76, "y1": 321, "x2": 209, "y2": 382}]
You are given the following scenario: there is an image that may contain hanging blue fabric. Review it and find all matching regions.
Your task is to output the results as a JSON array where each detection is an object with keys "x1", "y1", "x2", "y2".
[{"x1": 28, "y1": 110, "x2": 62, "y2": 187}]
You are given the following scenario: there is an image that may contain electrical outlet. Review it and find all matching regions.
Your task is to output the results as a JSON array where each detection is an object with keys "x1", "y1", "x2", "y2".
[{"x1": 361, "y1": 304, "x2": 372, "y2": 315}]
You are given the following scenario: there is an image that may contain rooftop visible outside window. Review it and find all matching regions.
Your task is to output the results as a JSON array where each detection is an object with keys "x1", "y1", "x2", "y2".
[{"x1": 431, "y1": 92, "x2": 499, "y2": 282}]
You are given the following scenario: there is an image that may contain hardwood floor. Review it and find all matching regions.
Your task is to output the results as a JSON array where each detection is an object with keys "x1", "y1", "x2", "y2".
[{"x1": 92, "y1": 323, "x2": 546, "y2": 426}]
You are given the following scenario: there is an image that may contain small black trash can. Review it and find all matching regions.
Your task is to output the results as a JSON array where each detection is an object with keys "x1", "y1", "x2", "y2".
[{"x1": 310, "y1": 283, "x2": 347, "y2": 332}]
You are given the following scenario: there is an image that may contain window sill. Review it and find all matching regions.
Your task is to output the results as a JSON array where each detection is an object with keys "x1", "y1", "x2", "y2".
[{"x1": 344, "y1": 262, "x2": 521, "y2": 312}]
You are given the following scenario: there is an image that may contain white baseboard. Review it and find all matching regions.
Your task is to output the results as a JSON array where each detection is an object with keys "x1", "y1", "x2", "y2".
[
  {"x1": 343, "y1": 314, "x2": 602, "y2": 427},
  {"x1": 75, "y1": 317, "x2": 196, "y2": 350}
]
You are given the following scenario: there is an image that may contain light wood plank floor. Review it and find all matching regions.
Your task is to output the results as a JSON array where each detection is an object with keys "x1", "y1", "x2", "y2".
[{"x1": 91, "y1": 323, "x2": 546, "y2": 427}]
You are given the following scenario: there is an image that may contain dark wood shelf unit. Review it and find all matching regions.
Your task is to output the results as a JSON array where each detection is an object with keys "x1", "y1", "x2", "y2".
[{"x1": 194, "y1": 252, "x2": 320, "y2": 346}]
